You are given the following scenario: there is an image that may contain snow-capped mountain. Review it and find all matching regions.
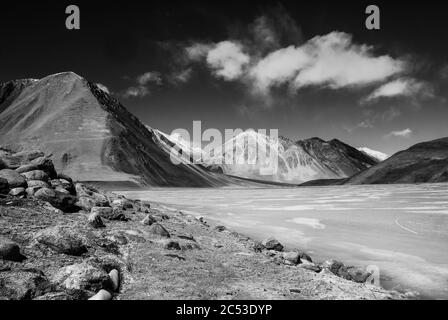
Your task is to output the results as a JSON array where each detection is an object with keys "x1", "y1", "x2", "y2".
[
  {"x1": 357, "y1": 147, "x2": 388, "y2": 162},
  {"x1": 203, "y1": 130, "x2": 378, "y2": 184}
]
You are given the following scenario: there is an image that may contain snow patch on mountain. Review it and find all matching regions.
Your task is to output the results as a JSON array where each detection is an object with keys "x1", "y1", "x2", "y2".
[{"x1": 357, "y1": 147, "x2": 388, "y2": 162}]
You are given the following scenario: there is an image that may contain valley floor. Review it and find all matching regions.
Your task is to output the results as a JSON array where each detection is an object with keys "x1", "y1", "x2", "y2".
[{"x1": 0, "y1": 194, "x2": 405, "y2": 300}]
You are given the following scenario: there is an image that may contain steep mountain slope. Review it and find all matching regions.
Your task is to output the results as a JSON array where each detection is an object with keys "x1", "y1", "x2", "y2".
[
  {"x1": 357, "y1": 147, "x2": 388, "y2": 162},
  {"x1": 346, "y1": 137, "x2": 448, "y2": 184},
  {"x1": 205, "y1": 131, "x2": 378, "y2": 184},
  {"x1": 0, "y1": 72, "x2": 233, "y2": 187}
]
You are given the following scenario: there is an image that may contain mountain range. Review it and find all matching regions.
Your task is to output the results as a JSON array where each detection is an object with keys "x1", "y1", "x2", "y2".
[{"x1": 1, "y1": 72, "x2": 446, "y2": 187}]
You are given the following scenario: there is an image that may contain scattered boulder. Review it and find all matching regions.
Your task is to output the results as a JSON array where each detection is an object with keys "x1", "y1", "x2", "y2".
[
  {"x1": 52, "y1": 262, "x2": 111, "y2": 294},
  {"x1": 322, "y1": 260, "x2": 344, "y2": 275},
  {"x1": 141, "y1": 214, "x2": 156, "y2": 226},
  {"x1": 0, "y1": 237, "x2": 26, "y2": 262},
  {"x1": 34, "y1": 226, "x2": 88, "y2": 256},
  {"x1": 21, "y1": 170, "x2": 49, "y2": 182},
  {"x1": 15, "y1": 164, "x2": 38, "y2": 173},
  {"x1": 299, "y1": 262, "x2": 322, "y2": 273},
  {"x1": 88, "y1": 212, "x2": 105, "y2": 229},
  {"x1": 34, "y1": 187, "x2": 56, "y2": 200},
  {"x1": 148, "y1": 223, "x2": 170, "y2": 238},
  {"x1": 252, "y1": 241, "x2": 265, "y2": 253},
  {"x1": 30, "y1": 156, "x2": 57, "y2": 179},
  {"x1": 55, "y1": 186, "x2": 70, "y2": 195},
  {"x1": 262, "y1": 237, "x2": 284, "y2": 251},
  {"x1": 9, "y1": 187, "x2": 25, "y2": 197},
  {"x1": 337, "y1": 266, "x2": 372, "y2": 283},
  {"x1": 27, "y1": 180, "x2": 49, "y2": 189},
  {"x1": 282, "y1": 251, "x2": 300, "y2": 265},
  {"x1": 180, "y1": 241, "x2": 201, "y2": 251},
  {"x1": 91, "y1": 206, "x2": 127, "y2": 221},
  {"x1": 12, "y1": 150, "x2": 45, "y2": 163},
  {"x1": 112, "y1": 198, "x2": 133, "y2": 210},
  {"x1": 297, "y1": 251, "x2": 313, "y2": 263},
  {"x1": 0, "y1": 169, "x2": 27, "y2": 188},
  {"x1": 75, "y1": 196, "x2": 96, "y2": 211},
  {"x1": 57, "y1": 173, "x2": 73, "y2": 184},
  {"x1": 0, "y1": 269, "x2": 50, "y2": 300},
  {"x1": 26, "y1": 186, "x2": 41, "y2": 197}
]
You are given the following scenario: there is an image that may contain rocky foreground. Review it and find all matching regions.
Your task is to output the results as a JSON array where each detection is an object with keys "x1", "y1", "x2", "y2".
[{"x1": 0, "y1": 149, "x2": 407, "y2": 300}]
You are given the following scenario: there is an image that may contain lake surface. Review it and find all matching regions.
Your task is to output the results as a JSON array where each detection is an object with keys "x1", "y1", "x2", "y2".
[{"x1": 121, "y1": 183, "x2": 448, "y2": 299}]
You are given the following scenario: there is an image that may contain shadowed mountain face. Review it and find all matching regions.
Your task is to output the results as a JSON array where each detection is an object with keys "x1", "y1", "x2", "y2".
[
  {"x1": 345, "y1": 137, "x2": 448, "y2": 184},
  {"x1": 0, "y1": 72, "x2": 234, "y2": 187}
]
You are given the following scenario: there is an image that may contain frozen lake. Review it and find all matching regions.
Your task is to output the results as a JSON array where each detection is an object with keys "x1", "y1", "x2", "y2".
[{"x1": 121, "y1": 183, "x2": 448, "y2": 299}]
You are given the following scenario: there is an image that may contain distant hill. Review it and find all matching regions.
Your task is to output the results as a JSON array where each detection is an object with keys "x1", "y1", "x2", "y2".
[{"x1": 345, "y1": 137, "x2": 448, "y2": 184}]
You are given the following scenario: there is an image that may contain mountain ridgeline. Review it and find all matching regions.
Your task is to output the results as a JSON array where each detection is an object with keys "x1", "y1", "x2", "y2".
[{"x1": 1, "y1": 72, "x2": 446, "y2": 187}]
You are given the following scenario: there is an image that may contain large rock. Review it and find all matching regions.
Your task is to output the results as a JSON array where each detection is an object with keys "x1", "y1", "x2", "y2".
[
  {"x1": 52, "y1": 262, "x2": 111, "y2": 295},
  {"x1": 34, "y1": 187, "x2": 56, "y2": 200},
  {"x1": 21, "y1": 170, "x2": 49, "y2": 182},
  {"x1": 34, "y1": 188, "x2": 78, "y2": 212},
  {"x1": 148, "y1": 223, "x2": 170, "y2": 238},
  {"x1": 112, "y1": 198, "x2": 133, "y2": 210},
  {"x1": 34, "y1": 226, "x2": 88, "y2": 256},
  {"x1": 0, "y1": 270, "x2": 50, "y2": 300},
  {"x1": 27, "y1": 180, "x2": 49, "y2": 189},
  {"x1": 337, "y1": 266, "x2": 372, "y2": 283},
  {"x1": 141, "y1": 214, "x2": 156, "y2": 226},
  {"x1": 0, "y1": 237, "x2": 26, "y2": 262},
  {"x1": 9, "y1": 187, "x2": 25, "y2": 197},
  {"x1": 30, "y1": 156, "x2": 57, "y2": 179},
  {"x1": 15, "y1": 164, "x2": 38, "y2": 173},
  {"x1": 282, "y1": 251, "x2": 300, "y2": 265},
  {"x1": 25, "y1": 186, "x2": 41, "y2": 197},
  {"x1": 262, "y1": 237, "x2": 284, "y2": 251},
  {"x1": 0, "y1": 177, "x2": 8, "y2": 194},
  {"x1": 75, "y1": 196, "x2": 96, "y2": 212},
  {"x1": 75, "y1": 183, "x2": 109, "y2": 206},
  {"x1": 0, "y1": 150, "x2": 44, "y2": 169},
  {"x1": 0, "y1": 169, "x2": 27, "y2": 188},
  {"x1": 322, "y1": 260, "x2": 344, "y2": 275}
]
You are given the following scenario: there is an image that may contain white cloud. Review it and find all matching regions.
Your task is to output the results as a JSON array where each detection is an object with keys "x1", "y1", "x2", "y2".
[
  {"x1": 169, "y1": 68, "x2": 193, "y2": 84},
  {"x1": 96, "y1": 83, "x2": 110, "y2": 94},
  {"x1": 292, "y1": 32, "x2": 404, "y2": 89},
  {"x1": 206, "y1": 41, "x2": 250, "y2": 81},
  {"x1": 136, "y1": 72, "x2": 162, "y2": 86},
  {"x1": 364, "y1": 78, "x2": 433, "y2": 102},
  {"x1": 123, "y1": 86, "x2": 150, "y2": 98},
  {"x1": 386, "y1": 128, "x2": 412, "y2": 138}
]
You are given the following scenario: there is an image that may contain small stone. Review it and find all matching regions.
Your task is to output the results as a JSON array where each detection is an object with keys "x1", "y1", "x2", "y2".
[
  {"x1": 30, "y1": 157, "x2": 57, "y2": 179},
  {"x1": 91, "y1": 206, "x2": 127, "y2": 221},
  {"x1": 163, "y1": 240, "x2": 181, "y2": 250},
  {"x1": 214, "y1": 225, "x2": 226, "y2": 232},
  {"x1": 88, "y1": 212, "x2": 105, "y2": 229},
  {"x1": 9, "y1": 187, "x2": 25, "y2": 197},
  {"x1": 262, "y1": 237, "x2": 284, "y2": 251},
  {"x1": 75, "y1": 196, "x2": 96, "y2": 211},
  {"x1": 180, "y1": 241, "x2": 201, "y2": 251},
  {"x1": 26, "y1": 186, "x2": 40, "y2": 197},
  {"x1": 322, "y1": 260, "x2": 344, "y2": 275},
  {"x1": 88, "y1": 289, "x2": 113, "y2": 300},
  {"x1": 108, "y1": 269, "x2": 120, "y2": 292},
  {"x1": 0, "y1": 237, "x2": 26, "y2": 262},
  {"x1": 148, "y1": 223, "x2": 170, "y2": 238}
]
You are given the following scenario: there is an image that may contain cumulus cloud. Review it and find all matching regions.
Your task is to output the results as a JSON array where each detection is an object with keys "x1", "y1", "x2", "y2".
[
  {"x1": 184, "y1": 32, "x2": 405, "y2": 96},
  {"x1": 206, "y1": 41, "x2": 250, "y2": 81},
  {"x1": 386, "y1": 128, "x2": 412, "y2": 138},
  {"x1": 96, "y1": 83, "x2": 110, "y2": 94},
  {"x1": 364, "y1": 78, "x2": 433, "y2": 103}
]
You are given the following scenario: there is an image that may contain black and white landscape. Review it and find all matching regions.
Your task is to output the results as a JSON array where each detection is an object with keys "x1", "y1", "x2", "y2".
[{"x1": 1, "y1": 1, "x2": 448, "y2": 301}]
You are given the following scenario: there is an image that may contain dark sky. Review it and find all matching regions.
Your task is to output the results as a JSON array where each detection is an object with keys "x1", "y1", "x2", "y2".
[{"x1": 1, "y1": 0, "x2": 447, "y2": 155}]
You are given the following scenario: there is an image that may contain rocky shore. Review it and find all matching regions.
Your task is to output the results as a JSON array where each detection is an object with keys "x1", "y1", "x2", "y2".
[{"x1": 0, "y1": 149, "x2": 407, "y2": 300}]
